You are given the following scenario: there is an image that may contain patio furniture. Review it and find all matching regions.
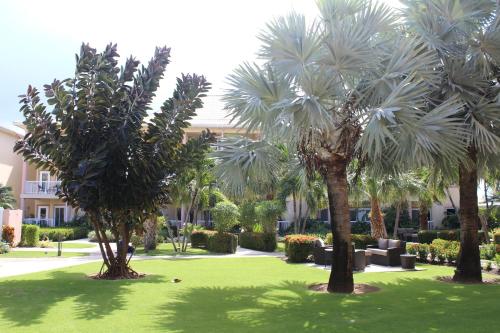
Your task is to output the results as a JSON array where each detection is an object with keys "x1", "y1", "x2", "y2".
[
  {"x1": 353, "y1": 250, "x2": 366, "y2": 271},
  {"x1": 313, "y1": 245, "x2": 333, "y2": 266},
  {"x1": 366, "y1": 238, "x2": 406, "y2": 266},
  {"x1": 400, "y1": 254, "x2": 416, "y2": 269}
]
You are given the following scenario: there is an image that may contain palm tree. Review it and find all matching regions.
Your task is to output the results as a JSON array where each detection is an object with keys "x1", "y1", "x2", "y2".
[
  {"x1": 403, "y1": 0, "x2": 500, "y2": 282},
  {"x1": 385, "y1": 173, "x2": 424, "y2": 239},
  {"x1": 0, "y1": 184, "x2": 16, "y2": 209},
  {"x1": 223, "y1": 0, "x2": 465, "y2": 293}
]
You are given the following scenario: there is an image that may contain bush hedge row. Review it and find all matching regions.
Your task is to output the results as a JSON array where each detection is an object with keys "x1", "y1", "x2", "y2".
[
  {"x1": 284, "y1": 234, "x2": 317, "y2": 263},
  {"x1": 407, "y1": 239, "x2": 460, "y2": 264},
  {"x1": 21, "y1": 225, "x2": 40, "y2": 247},
  {"x1": 207, "y1": 232, "x2": 238, "y2": 253},
  {"x1": 239, "y1": 232, "x2": 277, "y2": 252},
  {"x1": 40, "y1": 227, "x2": 88, "y2": 241},
  {"x1": 1, "y1": 226, "x2": 15, "y2": 246},
  {"x1": 324, "y1": 233, "x2": 376, "y2": 249},
  {"x1": 418, "y1": 229, "x2": 489, "y2": 244},
  {"x1": 191, "y1": 230, "x2": 217, "y2": 248}
]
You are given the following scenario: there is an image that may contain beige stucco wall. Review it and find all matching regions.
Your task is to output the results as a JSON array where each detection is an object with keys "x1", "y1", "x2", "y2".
[{"x1": 0, "y1": 127, "x2": 23, "y2": 208}]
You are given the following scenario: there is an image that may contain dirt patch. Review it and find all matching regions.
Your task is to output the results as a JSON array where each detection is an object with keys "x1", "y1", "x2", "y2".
[
  {"x1": 88, "y1": 272, "x2": 146, "y2": 280},
  {"x1": 436, "y1": 276, "x2": 500, "y2": 285},
  {"x1": 309, "y1": 283, "x2": 380, "y2": 295}
]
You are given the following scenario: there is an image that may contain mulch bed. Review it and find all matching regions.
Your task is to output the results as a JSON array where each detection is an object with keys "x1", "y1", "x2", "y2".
[
  {"x1": 89, "y1": 272, "x2": 146, "y2": 280},
  {"x1": 309, "y1": 283, "x2": 380, "y2": 295},
  {"x1": 436, "y1": 276, "x2": 500, "y2": 285}
]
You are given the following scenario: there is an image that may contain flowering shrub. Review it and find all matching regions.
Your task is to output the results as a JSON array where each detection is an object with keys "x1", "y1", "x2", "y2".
[
  {"x1": 0, "y1": 241, "x2": 10, "y2": 254},
  {"x1": 1, "y1": 226, "x2": 15, "y2": 246},
  {"x1": 284, "y1": 234, "x2": 317, "y2": 262}
]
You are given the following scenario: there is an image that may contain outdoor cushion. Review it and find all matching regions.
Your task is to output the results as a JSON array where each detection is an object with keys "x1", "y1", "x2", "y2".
[
  {"x1": 368, "y1": 248, "x2": 388, "y2": 256},
  {"x1": 314, "y1": 238, "x2": 325, "y2": 248},
  {"x1": 388, "y1": 239, "x2": 401, "y2": 248},
  {"x1": 378, "y1": 238, "x2": 388, "y2": 250}
]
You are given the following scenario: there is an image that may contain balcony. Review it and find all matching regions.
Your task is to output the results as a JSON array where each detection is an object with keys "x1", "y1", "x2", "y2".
[
  {"x1": 21, "y1": 181, "x2": 62, "y2": 198},
  {"x1": 23, "y1": 217, "x2": 55, "y2": 227}
]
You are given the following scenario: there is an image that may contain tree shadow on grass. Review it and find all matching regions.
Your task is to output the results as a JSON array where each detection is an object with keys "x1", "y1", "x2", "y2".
[
  {"x1": 0, "y1": 270, "x2": 164, "y2": 326},
  {"x1": 154, "y1": 277, "x2": 500, "y2": 333}
]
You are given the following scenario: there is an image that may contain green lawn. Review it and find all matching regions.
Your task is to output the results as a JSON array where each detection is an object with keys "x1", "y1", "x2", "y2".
[
  {"x1": 0, "y1": 251, "x2": 88, "y2": 258},
  {"x1": 135, "y1": 242, "x2": 210, "y2": 256},
  {"x1": 0, "y1": 258, "x2": 498, "y2": 333}
]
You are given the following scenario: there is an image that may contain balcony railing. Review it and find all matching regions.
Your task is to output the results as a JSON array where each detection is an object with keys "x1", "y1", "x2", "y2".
[
  {"x1": 23, "y1": 181, "x2": 61, "y2": 195},
  {"x1": 23, "y1": 218, "x2": 55, "y2": 227}
]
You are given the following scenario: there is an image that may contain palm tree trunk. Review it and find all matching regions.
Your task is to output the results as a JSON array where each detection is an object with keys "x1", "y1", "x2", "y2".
[
  {"x1": 370, "y1": 197, "x2": 387, "y2": 239},
  {"x1": 292, "y1": 192, "x2": 298, "y2": 234},
  {"x1": 453, "y1": 149, "x2": 482, "y2": 283},
  {"x1": 419, "y1": 204, "x2": 428, "y2": 230},
  {"x1": 143, "y1": 215, "x2": 157, "y2": 251},
  {"x1": 325, "y1": 159, "x2": 353, "y2": 293},
  {"x1": 393, "y1": 202, "x2": 401, "y2": 239},
  {"x1": 298, "y1": 194, "x2": 303, "y2": 233}
]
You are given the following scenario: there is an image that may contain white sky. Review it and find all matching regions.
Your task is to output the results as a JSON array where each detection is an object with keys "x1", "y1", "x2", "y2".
[{"x1": 0, "y1": 0, "x2": 401, "y2": 128}]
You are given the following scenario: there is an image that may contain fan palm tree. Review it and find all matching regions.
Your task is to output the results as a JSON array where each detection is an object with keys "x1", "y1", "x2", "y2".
[
  {"x1": 0, "y1": 184, "x2": 16, "y2": 209},
  {"x1": 222, "y1": 0, "x2": 466, "y2": 293},
  {"x1": 403, "y1": 0, "x2": 500, "y2": 282}
]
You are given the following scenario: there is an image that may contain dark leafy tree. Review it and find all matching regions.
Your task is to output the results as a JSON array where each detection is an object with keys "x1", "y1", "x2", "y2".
[
  {"x1": 15, "y1": 43, "x2": 213, "y2": 279},
  {"x1": 0, "y1": 184, "x2": 16, "y2": 209}
]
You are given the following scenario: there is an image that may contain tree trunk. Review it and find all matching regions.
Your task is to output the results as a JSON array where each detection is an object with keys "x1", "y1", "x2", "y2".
[
  {"x1": 370, "y1": 197, "x2": 387, "y2": 239},
  {"x1": 298, "y1": 194, "x2": 303, "y2": 233},
  {"x1": 325, "y1": 159, "x2": 353, "y2": 293},
  {"x1": 453, "y1": 150, "x2": 482, "y2": 283},
  {"x1": 143, "y1": 215, "x2": 157, "y2": 251},
  {"x1": 419, "y1": 204, "x2": 428, "y2": 230},
  {"x1": 292, "y1": 192, "x2": 298, "y2": 234},
  {"x1": 393, "y1": 202, "x2": 401, "y2": 239}
]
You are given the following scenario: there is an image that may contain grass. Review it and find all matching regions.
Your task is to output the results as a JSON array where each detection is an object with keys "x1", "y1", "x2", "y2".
[
  {"x1": 276, "y1": 241, "x2": 285, "y2": 252},
  {"x1": 0, "y1": 259, "x2": 498, "y2": 333},
  {"x1": 0, "y1": 251, "x2": 88, "y2": 258},
  {"x1": 47, "y1": 242, "x2": 95, "y2": 249},
  {"x1": 135, "y1": 242, "x2": 210, "y2": 256}
]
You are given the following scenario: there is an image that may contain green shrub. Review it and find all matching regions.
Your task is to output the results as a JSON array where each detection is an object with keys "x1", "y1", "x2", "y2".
[
  {"x1": 0, "y1": 241, "x2": 10, "y2": 254},
  {"x1": 1, "y1": 226, "x2": 15, "y2": 246},
  {"x1": 406, "y1": 243, "x2": 419, "y2": 255},
  {"x1": 351, "y1": 221, "x2": 372, "y2": 234},
  {"x1": 480, "y1": 243, "x2": 496, "y2": 260},
  {"x1": 284, "y1": 234, "x2": 317, "y2": 263},
  {"x1": 255, "y1": 200, "x2": 284, "y2": 233},
  {"x1": 494, "y1": 232, "x2": 500, "y2": 244},
  {"x1": 430, "y1": 239, "x2": 460, "y2": 265},
  {"x1": 21, "y1": 225, "x2": 40, "y2": 247},
  {"x1": 239, "y1": 232, "x2": 277, "y2": 252},
  {"x1": 39, "y1": 227, "x2": 87, "y2": 241},
  {"x1": 191, "y1": 230, "x2": 217, "y2": 248},
  {"x1": 429, "y1": 244, "x2": 438, "y2": 263},
  {"x1": 239, "y1": 201, "x2": 257, "y2": 232},
  {"x1": 324, "y1": 233, "x2": 375, "y2": 249},
  {"x1": 206, "y1": 232, "x2": 238, "y2": 253},
  {"x1": 212, "y1": 201, "x2": 240, "y2": 233},
  {"x1": 441, "y1": 214, "x2": 460, "y2": 229},
  {"x1": 418, "y1": 230, "x2": 437, "y2": 244},
  {"x1": 445, "y1": 243, "x2": 460, "y2": 265},
  {"x1": 417, "y1": 243, "x2": 430, "y2": 262},
  {"x1": 477, "y1": 230, "x2": 487, "y2": 244},
  {"x1": 437, "y1": 230, "x2": 460, "y2": 241},
  {"x1": 495, "y1": 254, "x2": 500, "y2": 267},
  {"x1": 130, "y1": 233, "x2": 143, "y2": 248}
]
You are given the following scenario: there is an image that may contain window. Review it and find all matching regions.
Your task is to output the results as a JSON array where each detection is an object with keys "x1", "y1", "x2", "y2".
[
  {"x1": 446, "y1": 208, "x2": 456, "y2": 216},
  {"x1": 39, "y1": 171, "x2": 50, "y2": 192}
]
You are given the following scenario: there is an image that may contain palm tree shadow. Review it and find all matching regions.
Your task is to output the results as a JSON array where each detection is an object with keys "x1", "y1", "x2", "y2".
[
  {"x1": 153, "y1": 277, "x2": 500, "y2": 333},
  {"x1": 0, "y1": 270, "x2": 164, "y2": 326}
]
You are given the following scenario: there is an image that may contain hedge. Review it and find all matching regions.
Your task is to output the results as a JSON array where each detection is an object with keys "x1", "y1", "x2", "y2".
[
  {"x1": 207, "y1": 232, "x2": 238, "y2": 253},
  {"x1": 407, "y1": 239, "x2": 460, "y2": 265},
  {"x1": 284, "y1": 234, "x2": 317, "y2": 263},
  {"x1": 239, "y1": 232, "x2": 277, "y2": 252},
  {"x1": 21, "y1": 225, "x2": 40, "y2": 247},
  {"x1": 418, "y1": 229, "x2": 490, "y2": 244},
  {"x1": 325, "y1": 233, "x2": 376, "y2": 249},
  {"x1": 191, "y1": 230, "x2": 217, "y2": 248},
  {"x1": 39, "y1": 227, "x2": 88, "y2": 241}
]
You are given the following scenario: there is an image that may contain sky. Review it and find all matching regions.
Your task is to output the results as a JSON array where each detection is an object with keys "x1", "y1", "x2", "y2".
[{"x1": 0, "y1": 0, "x2": 401, "y2": 130}]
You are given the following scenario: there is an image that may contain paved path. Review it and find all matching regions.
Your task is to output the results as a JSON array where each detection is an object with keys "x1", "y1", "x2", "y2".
[{"x1": 0, "y1": 246, "x2": 283, "y2": 278}]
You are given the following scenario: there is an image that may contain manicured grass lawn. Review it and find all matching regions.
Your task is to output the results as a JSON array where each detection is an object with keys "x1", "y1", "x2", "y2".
[
  {"x1": 0, "y1": 258, "x2": 498, "y2": 333},
  {"x1": 47, "y1": 242, "x2": 95, "y2": 249},
  {"x1": 135, "y1": 242, "x2": 210, "y2": 256},
  {"x1": 0, "y1": 251, "x2": 88, "y2": 258}
]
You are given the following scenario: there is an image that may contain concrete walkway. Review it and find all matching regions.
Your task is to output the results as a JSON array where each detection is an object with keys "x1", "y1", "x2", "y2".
[{"x1": 0, "y1": 245, "x2": 284, "y2": 278}]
